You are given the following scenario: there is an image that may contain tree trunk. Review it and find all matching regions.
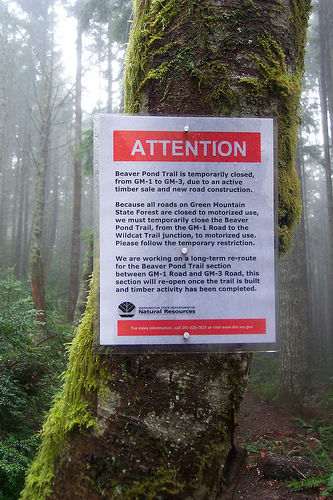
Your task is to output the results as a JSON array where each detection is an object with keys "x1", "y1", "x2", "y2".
[
  {"x1": 13, "y1": 158, "x2": 26, "y2": 278},
  {"x1": 106, "y1": 19, "x2": 113, "y2": 113},
  {"x1": 43, "y1": 172, "x2": 59, "y2": 277},
  {"x1": 21, "y1": 1, "x2": 311, "y2": 499},
  {"x1": 0, "y1": 2, "x2": 14, "y2": 268},
  {"x1": 73, "y1": 236, "x2": 93, "y2": 328},
  {"x1": 325, "y1": 1, "x2": 333, "y2": 146},
  {"x1": 22, "y1": 170, "x2": 31, "y2": 280},
  {"x1": 277, "y1": 144, "x2": 311, "y2": 409},
  {"x1": 68, "y1": 18, "x2": 83, "y2": 323},
  {"x1": 0, "y1": 3, "x2": 10, "y2": 174},
  {"x1": 0, "y1": 163, "x2": 9, "y2": 266},
  {"x1": 318, "y1": 0, "x2": 333, "y2": 354},
  {"x1": 11, "y1": 156, "x2": 21, "y2": 263},
  {"x1": 277, "y1": 227, "x2": 309, "y2": 408},
  {"x1": 29, "y1": 65, "x2": 52, "y2": 328}
]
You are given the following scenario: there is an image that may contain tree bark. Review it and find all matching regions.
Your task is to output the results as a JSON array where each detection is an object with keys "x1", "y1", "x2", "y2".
[
  {"x1": 106, "y1": 19, "x2": 113, "y2": 113},
  {"x1": 68, "y1": 17, "x2": 83, "y2": 323},
  {"x1": 73, "y1": 236, "x2": 93, "y2": 328},
  {"x1": 22, "y1": 171, "x2": 31, "y2": 280},
  {"x1": 21, "y1": 1, "x2": 311, "y2": 499},
  {"x1": 318, "y1": 0, "x2": 333, "y2": 354},
  {"x1": 277, "y1": 144, "x2": 311, "y2": 409},
  {"x1": 0, "y1": 3, "x2": 10, "y2": 174},
  {"x1": 46, "y1": 173, "x2": 59, "y2": 277},
  {"x1": 0, "y1": 165, "x2": 9, "y2": 268},
  {"x1": 29, "y1": 64, "x2": 52, "y2": 329},
  {"x1": 13, "y1": 158, "x2": 27, "y2": 278}
]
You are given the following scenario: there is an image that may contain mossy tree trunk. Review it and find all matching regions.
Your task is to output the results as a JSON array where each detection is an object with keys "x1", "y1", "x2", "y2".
[{"x1": 21, "y1": 1, "x2": 310, "y2": 499}]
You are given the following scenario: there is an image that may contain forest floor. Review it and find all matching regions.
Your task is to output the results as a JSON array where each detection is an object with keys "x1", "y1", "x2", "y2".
[{"x1": 235, "y1": 388, "x2": 331, "y2": 499}]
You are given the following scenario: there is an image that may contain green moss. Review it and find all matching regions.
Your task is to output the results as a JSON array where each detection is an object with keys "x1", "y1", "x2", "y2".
[
  {"x1": 239, "y1": 31, "x2": 304, "y2": 252},
  {"x1": 124, "y1": 0, "x2": 183, "y2": 113},
  {"x1": 20, "y1": 282, "x2": 106, "y2": 500},
  {"x1": 124, "y1": 0, "x2": 311, "y2": 254},
  {"x1": 114, "y1": 467, "x2": 185, "y2": 500}
]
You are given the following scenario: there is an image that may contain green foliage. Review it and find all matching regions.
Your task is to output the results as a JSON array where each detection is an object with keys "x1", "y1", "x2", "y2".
[
  {"x1": 250, "y1": 354, "x2": 333, "y2": 497},
  {"x1": 21, "y1": 282, "x2": 106, "y2": 500},
  {"x1": 0, "y1": 435, "x2": 40, "y2": 500},
  {"x1": 0, "y1": 271, "x2": 71, "y2": 499},
  {"x1": 74, "y1": 0, "x2": 132, "y2": 43},
  {"x1": 248, "y1": 352, "x2": 280, "y2": 403},
  {"x1": 287, "y1": 439, "x2": 333, "y2": 497},
  {"x1": 288, "y1": 473, "x2": 333, "y2": 495}
]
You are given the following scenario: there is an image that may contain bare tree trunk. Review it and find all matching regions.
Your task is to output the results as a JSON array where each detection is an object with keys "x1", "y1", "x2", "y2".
[
  {"x1": 21, "y1": 1, "x2": 311, "y2": 499},
  {"x1": 43, "y1": 172, "x2": 59, "y2": 277},
  {"x1": 11, "y1": 157, "x2": 21, "y2": 262},
  {"x1": 318, "y1": 0, "x2": 333, "y2": 355},
  {"x1": 22, "y1": 172, "x2": 31, "y2": 279},
  {"x1": 68, "y1": 19, "x2": 83, "y2": 322},
  {"x1": 73, "y1": 236, "x2": 93, "y2": 328},
  {"x1": 0, "y1": 3, "x2": 14, "y2": 267},
  {"x1": 324, "y1": 0, "x2": 333, "y2": 153},
  {"x1": 29, "y1": 64, "x2": 52, "y2": 328},
  {"x1": 106, "y1": 19, "x2": 113, "y2": 113},
  {"x1": 13, "y1": 159, "x2": 26, "y2": 277},
  {"x1": 277, "y1": 145, "x2": 311, "y2": 410},
  {"x1": 0, "y1": 4, "x2": 10, "y2": 173},
  {"x1": 0, "y1": 164, "x2": 9, "y2": 266}
]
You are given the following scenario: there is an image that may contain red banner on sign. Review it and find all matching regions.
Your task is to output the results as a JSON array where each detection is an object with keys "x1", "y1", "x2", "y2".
[
  {"x1": 113, "y1": 131, "x2": 261, "y2": 162},
  {"x1": 118, "y1": 318, "x2": 266, "y2": 336}
]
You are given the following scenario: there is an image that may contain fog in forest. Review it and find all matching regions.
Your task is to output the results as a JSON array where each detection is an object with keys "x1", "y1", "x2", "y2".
[{"x1": 0, "y1": 0, "x2": 333, "y2": 498}]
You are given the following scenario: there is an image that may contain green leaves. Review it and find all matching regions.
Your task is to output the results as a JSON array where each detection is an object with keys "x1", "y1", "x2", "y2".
[{"x1": 0, "y1": 272, "x2": 70, "y2": 499}]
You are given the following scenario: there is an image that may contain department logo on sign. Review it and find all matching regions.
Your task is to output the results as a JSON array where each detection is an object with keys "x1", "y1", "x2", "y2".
[{"x1": 118, "y1": 302, "x2": 136, "y2": 318}]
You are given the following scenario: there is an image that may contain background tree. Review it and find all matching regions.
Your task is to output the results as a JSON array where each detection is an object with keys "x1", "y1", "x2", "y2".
[
  {"x1": 0, "y1": 272, "x2": 71, "y2": 500},
  {"x1": 296, "y1": 0, "x2": 333, "y2": 365},
  {"x1": 0, "y1": 2, "x2": 11, "y2": 174},
  {"x1": 67, "y1": 0, "x2": 131, "y2": 321},
  {"x1": 277, "y1": 144, "x2": 312, "y2": 409},
  {"x1": 0, "y1": 0, "x2": 130, "y2": 310},
  {"x1": 67, "y1": 0, "x2": 84, "y2": 322},
  {"x1": 28, "y1": 0, "x2": 55, "y2": 327},
  {"x1": 21, "y1": 1, "x2": 311, "y2": 499},
  {"x1": 317, "y1": 0, "x2": 333, "y2": 354}
]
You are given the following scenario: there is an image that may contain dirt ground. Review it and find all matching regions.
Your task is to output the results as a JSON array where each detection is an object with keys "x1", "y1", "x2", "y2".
[{"x1": 234, "y1": 388, "x2": 329, "y2": 499}]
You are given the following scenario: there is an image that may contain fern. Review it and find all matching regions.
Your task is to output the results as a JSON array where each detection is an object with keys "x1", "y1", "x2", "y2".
[
  {"x1": 288, "y1": 474, "x2": 330, "y2": 491},
  {"x1": 324, "y1": 473, "x2": 333, "y2": 494},
  {"x1": 287, "y1": 439, "x2": 333, "y2": 496},
  {"x1": 291, "y1": 472, "x2": 333, "y2": 497}
]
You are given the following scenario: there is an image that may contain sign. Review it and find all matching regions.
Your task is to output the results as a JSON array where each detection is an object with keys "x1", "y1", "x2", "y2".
[{"x1": 94, "y1": 115, "x2": 277, "y2": 352}]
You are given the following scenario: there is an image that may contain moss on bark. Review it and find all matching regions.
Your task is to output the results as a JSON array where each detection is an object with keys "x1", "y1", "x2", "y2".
[
  {"x1": 124, "y1": 0, "x2": 311, "y2": 254},
  {"x1": 21, "y1": 282, "x2": 251, "y2": 499}
]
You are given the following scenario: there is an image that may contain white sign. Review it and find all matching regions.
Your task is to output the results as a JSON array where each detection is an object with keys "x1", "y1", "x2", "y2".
[{"x1": 94, "y1": 115, "x2": 277, "y2": 352}]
